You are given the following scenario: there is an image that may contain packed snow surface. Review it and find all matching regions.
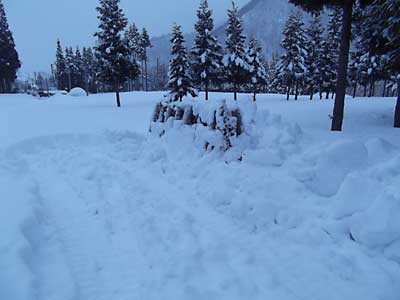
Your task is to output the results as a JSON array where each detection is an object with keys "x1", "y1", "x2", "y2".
[{"x1": 1, "y1": 92, "x2": 400, "y2": 300}]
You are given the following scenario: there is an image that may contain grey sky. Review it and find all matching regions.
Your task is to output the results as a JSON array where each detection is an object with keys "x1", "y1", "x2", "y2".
[{"x1": 3, "y1": 0, "x2": 248, "y2": 76}]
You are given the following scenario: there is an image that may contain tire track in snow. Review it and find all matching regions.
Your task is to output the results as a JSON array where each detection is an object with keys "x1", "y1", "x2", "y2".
[
  {"x1": 14, "y1": 133, "x2": 151, "y2": 300},
  {"x1": 25, "y1": 182, "x2": 78, "y2": 300},
  {"x1": 0, "y1": 144, "x2": 78, "y2": 300}
]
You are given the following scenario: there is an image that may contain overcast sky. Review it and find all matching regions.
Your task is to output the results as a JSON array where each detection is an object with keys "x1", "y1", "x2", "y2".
[{"x1": 3, "y1": 0, "x2": 248, "y2": 76}]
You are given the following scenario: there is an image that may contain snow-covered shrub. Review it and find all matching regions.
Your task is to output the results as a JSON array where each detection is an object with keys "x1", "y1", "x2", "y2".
[
  {"x1": 215, "y1": 101, "x2": 242, "y2": 151},
  {"x1": 150, "y1": 98, "x2": 246, "y2": 152}
]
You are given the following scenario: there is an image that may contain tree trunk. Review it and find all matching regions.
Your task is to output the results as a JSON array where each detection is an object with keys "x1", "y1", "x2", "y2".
[
  {"x1": 382, "y1": 80, "x2": 387, "y2": 97},
  {"x1": 331, "y1": 0, "x2": 354, "y2": 131},
  {"x1": 4, "y1": 79, "x2": 8, "y2": 93},
  {"x1": 372, "y1": 81, "x2": 375, "y2": 97},
  {"x1": 205, "y1": 82, "x2": 209, "y2": 101},
  {"x1": 141, "y1": 61, "x2": 145, "y2": 90},
  {"x1": 310, "y1": 85, "x2": 314, "y2": 100},
  {"x1": 68, "y1": 72, "x2": 72, "y2": 92},
  {"x1": 368, "y1": 79, "x2": 375, "y2": 97},
  {"x1": 286, "y1": 85, "x2": 291, "y2": 101},
  {"x1": 295, "y1": 82, "x2": 299, "y2": 101},
  {"x1": 234, "y1": 84, "x2": 238, "y2": 101},
  {"x1": 394, "y1": 79, "x2": 400, "y2": 128},
  {"x1": 253, "y1": 84, "x2": 257, "y2": 101},
  {"x1": 363, "y1": 84, "x2": 367, "y2": 97},
  {"x1": 115, "y1": 80, "x2": 121, "y2": 107},
  {"x1": 353, "y1": 82, "x2": 357, "y2": 98},
  {"x1": 326, "y1": 91, "x2": 329, "y2": 99},
  {"x1": 145, "y1": 59, "x2": 148, "y2": 92},
  {"x1": 0, "y1": 78, "x2": 4, "y2": 93}
]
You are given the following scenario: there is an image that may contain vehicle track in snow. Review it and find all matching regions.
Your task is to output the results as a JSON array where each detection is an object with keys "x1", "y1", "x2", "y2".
[
  {"x1": 2, "y1": 132, "x2": 233, "y2": 300},
  {"x1": 3, "y1": 129, "x2": 400, "y2": 300},
  {"x1": 2, "y1": 133, "x2": 154, "y2": 300}
]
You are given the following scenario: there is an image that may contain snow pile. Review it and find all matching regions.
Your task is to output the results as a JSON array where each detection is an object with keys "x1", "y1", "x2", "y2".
[
  {"x1": 69, "y1": 87, "x2": 87, "y2": 97},
  {"x1": 150, "y1": 97, "x2": 257, "y2": 159},
  {"x1": 149, "y1": 96, "x2": 303, "y2": 165},
  {"x1": 330, "y1": 148, "x2": 400, "y2": 257},
  {"x1": 294, "y1": 140, "x2": 368, "y2": 197},
  {"x1": 242, "y1": 110, "x2": 302, "y2": 167}
]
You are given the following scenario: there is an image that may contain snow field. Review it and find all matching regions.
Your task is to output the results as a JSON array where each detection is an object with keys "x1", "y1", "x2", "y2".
[{"x1": 1, "y1": 92, "x2": 400, "y2": 300}]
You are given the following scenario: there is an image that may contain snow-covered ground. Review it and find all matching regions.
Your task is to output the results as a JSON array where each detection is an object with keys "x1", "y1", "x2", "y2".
[{"x1": 1, "y1": 91, "x2": 399, "y2": 300}]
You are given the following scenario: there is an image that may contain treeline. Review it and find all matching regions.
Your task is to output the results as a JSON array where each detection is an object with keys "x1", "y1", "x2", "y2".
[
  {"x1": 270, "y1": 5, "x2": 398, "y2": 101},
  {"x1": 0, "y1": 0, "x2": 21, "y2": 93},
  {"x1": 168, "y1": 0, "x2": 400, "y2": 131},
  {"x1": 54, "y1": 25, "x2": 167, "y2": 94},
  {"x1": 167, "y1": 0, "x2": 268, "y2": 102},
  {"x1": 348, "y1": 3, "x2": 398, "y2": 98},
  {"x1": 53, "y1": 0, "x2": 267, "y2": 102},
  {"x1": 52, "y1": 0, "x2": 399, "y2": 130},
  {"x1": 287, "y1": 0, "x2": 399, "y2": 130}
]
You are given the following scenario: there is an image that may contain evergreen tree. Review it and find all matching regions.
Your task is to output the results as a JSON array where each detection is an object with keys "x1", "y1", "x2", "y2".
[
  {"x1": 267, "y1": 53, "x2": 281, "y2": 93},
  {"x1": 124, "y1": 23, "x2": 141, "y2": 59},
  {"x1": 65, "y1": 47, "x2": 75, "y2": 91},
  {"x1": 325, "y1": 7, "x2": 342, "y2": 97},
  {"x1": 82, "y1": 48, "x2": 89, "y2": 92},
  {"x1": 0, "y1": 0, "x2": 21, "y2": 93},
  {"x1": 140, "y1": 27, "x2": 152, "y2": 91},
  {"x1": 124, "y1": 23, "x2": 142, "y2": 91},
  {"x1": 82, "y1": 47, "x2": 94, "y2": 93},
  {"x1": 191, "y1": 0, "x2": 223, "y2": 100},
  {"x1": 94, "y1": 0, "x2": 138, "y2": 107},
  {"x1": 319, "y1": 36, "x2": 336, "y2": 99},
  {"x1": 74, "y1": 47, "x2": 85, "y2": 89},
  {"x1": 247, "y1": 37, "x2": 267, "y2": 101},
  {"x1": 372, "y1": 0, "x2": 400, "y2": 127},
  {"x1": 153, "y1": 61, "x2": 168, "y2": 91},
  {"x1": 347, "y1": 5, "x2": 365, "y2": 98},
  {"x1": 167, "y1": 24, "x2": 197, "y2": 102},
  {"x1": 378, "y1": 54, "x2": 392, "y2": 97},
  {"x1": 305, "y1": 13, "x2": 323, "y2": 100},
  {"x1": 348, "y1": 49, "x2": 363, "y2": 98},
  {"x1": 278, "y1": 11, "x2": 307, "y2": 101},
  {"x1": 356, "y1": 5, "x2": 389, "y2": 98},
  {"x1": 55, "y1": 39, "x2": 68, "y2": 91},
  {"x1": 223, "y1": 1, "x2": 250, "y2": 101}
]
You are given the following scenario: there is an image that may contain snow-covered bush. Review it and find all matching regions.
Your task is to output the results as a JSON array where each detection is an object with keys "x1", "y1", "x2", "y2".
[{"x1": 150, "y1": 98, "x2": 248, "y2": 152}]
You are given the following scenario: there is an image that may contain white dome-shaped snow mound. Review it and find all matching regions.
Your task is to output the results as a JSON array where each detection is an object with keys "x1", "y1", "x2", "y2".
[{"x1": 69, "y1": 87, "x2": 87, "y2": 97}]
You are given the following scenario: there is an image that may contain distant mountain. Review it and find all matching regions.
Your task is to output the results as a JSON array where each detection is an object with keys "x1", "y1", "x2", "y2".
[{"x1": 148, "y1": 0, "x2": 298, "y2": 67}]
